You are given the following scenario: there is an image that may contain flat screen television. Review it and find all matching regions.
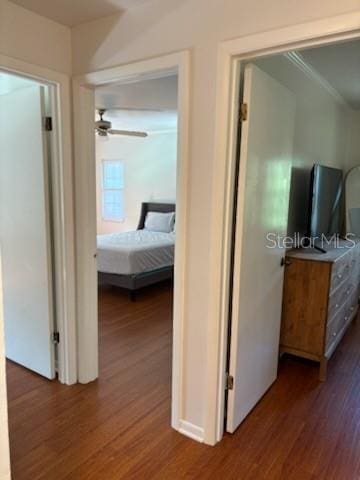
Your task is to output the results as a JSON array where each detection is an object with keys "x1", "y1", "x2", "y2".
[{"x1": 308, "y1": 164, "x2": 343, "y2": 242}]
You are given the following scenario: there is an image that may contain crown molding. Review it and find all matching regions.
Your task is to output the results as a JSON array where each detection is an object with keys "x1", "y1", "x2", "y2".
[{"x1": 285, "y1": 51, "x2": 348, "y2": 108}]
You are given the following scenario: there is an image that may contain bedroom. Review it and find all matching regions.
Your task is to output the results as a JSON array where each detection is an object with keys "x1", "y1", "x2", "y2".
[{"x1": 94, "y1": 73, "x2": 178, "y2": 407}]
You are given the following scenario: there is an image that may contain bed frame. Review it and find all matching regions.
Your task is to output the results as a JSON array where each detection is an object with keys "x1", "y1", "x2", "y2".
[{"x1": 98, "y1": 202, "x2": 175, "y2": 300}]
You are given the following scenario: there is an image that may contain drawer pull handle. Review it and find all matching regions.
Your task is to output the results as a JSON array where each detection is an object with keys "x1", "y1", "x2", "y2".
[
  {"x1": 333, "y1": 332, "x2": 337, "y2": 337},
  {"x1": 338, "y1": 274, "x2": 342, "y2": 279},
  {"x1": 350, "y1": 307, "x2": 354, "y2": 312},
  {"x1": 280, "y1": 257, "x2": 291, "y2": 267},
  {"x1": 335, "y1": 304, "x2": 339, "y2": 308},
  {"x1": 345, "y1": 316, "x2": 348, "y2": 321}
]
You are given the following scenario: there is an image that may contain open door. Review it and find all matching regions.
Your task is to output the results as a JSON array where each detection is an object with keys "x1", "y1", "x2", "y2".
[
  {"x1": 226, "y1": 64, "x2": 296, "y2": 432},
  {"x1": 0, "y1": 84, "x2": 56, "y2": 379}
]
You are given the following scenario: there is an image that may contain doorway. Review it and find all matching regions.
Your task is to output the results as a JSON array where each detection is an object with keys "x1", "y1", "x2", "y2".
[
  {"x1": 0, "y1": 67, "x2": 76, "y2": 477},
  {"x1": 94, "y1": 72, "x2": 178, "y2": 423},
  {"x1": 224, "y1": 38, "x2": 360, "y2": 435},
  {"x1": 0, "y1": 71, "x2": 57, "y2": 379},
  {"x1": 73, "y1": 52, "x2": 190, "y2": 433}
]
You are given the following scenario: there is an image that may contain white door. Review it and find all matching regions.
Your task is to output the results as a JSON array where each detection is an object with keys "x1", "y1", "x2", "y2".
[
  {"x1": 0, "y1": 84, "x2": 56, "y2": 379},
  {"x1": 226, "y1": 64, "x2": 296, "y2": 432}
]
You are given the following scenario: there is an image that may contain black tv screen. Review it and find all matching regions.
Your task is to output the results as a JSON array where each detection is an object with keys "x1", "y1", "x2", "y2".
[{"x1": 309, "y1": 164, "x2": 343, "y2": 239}]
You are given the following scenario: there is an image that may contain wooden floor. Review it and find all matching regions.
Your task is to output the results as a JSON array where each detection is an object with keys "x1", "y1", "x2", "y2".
[{"x1": 6, "y1": 283, "x2": 360, "y2": 479}]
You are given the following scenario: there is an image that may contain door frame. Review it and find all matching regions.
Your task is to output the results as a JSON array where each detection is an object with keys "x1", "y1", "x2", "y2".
[
  {"x1": 206, "y1": 12, "x2": 360, "y2": 444},
  {"x1": 0, "y1": 54, "x2": 77, "y2": 385},
  {"x1": 73, "y1": 51, "x2": 190, "y2": 430}
]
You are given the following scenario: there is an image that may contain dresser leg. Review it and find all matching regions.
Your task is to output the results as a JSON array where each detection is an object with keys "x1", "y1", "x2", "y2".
[{"x1": 319, "y1": 357, "x2": 327, "y2": 382}]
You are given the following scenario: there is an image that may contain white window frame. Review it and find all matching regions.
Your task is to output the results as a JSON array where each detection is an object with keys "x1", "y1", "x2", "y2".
[{"x1": 101, "y1": 159, "x2": 125, "y2": 222}]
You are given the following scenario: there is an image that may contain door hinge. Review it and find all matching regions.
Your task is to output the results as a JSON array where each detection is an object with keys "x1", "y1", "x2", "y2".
[
  {"x1": 226, "y1": 373, "x2": 234, "y2": 390},
  {"x1": 52, "y1": 332, "x2": 60, "y2": 344},
  {"x1": 240, "y1": 103, "x2": 248, "y2": 122},
  {"x1": 44, "y1": 117, "x2": 53, "y2": 132}
]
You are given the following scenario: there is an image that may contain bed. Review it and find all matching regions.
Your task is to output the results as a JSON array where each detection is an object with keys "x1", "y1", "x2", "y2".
[{"x1": 97, "y1": 202, "x2": 175, "y2": 299}]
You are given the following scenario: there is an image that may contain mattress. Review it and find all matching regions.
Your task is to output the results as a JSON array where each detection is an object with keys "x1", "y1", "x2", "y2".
[{"x1": 97, "y1": 230, "x2": 175, "y2": 275}]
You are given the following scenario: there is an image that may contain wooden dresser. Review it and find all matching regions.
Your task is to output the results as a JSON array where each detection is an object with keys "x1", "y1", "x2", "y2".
[{"x1": 280, "y1": 240, "x2": 360, "y2": 380}]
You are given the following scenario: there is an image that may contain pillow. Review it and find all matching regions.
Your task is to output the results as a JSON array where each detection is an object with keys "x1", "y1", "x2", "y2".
[{"x1": 144, "y1": 211, "x2": 175, "y2": 233}]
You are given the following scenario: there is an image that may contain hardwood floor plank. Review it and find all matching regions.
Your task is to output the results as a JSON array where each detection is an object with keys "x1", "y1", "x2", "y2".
[{"x1": 6, "y1": 282, "x2": 360, "y2": 479}]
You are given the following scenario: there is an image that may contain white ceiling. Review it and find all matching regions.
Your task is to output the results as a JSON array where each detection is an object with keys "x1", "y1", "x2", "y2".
[
  {"x1": 10, "y1": 0, "x2": 154, "y2": 27},
  {"x1": 95, "y1": 74, "x2": 178, "y2": 132},
  {"x1": 299, "y1": 40, "x2": 360, "y2": 110},
  {"x1": 95, "y1": 74, "x2": 178, "y2": 111}
]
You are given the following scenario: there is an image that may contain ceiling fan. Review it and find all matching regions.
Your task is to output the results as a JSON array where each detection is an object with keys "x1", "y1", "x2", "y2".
[{"x1": 95, "y1": 109, "x2": 148, "y2": 138}]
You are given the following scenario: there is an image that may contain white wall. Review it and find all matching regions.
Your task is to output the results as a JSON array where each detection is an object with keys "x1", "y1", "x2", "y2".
[
  {"x1": 72, "y1": 0, "x2": 360, "y2": 434},
  {"x1": 96, "y1": 131, "x2": 177, "y2": 234},
  {"x1": 254, "y1": 55, "x2": 356, "y2": 237},
  {"x1": 0, "y1": 0, "x2": 71, "y2": 74},
  {"x1": 346, "y1": 110, "x2": 360, "y2": 171}
]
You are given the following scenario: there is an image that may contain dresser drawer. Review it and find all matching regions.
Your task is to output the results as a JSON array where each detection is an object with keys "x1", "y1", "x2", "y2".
[
  {"x1": 350, "y1": 253, "x2": 360, "y2": 283},
  {"x1": 326, "y1": 299, "x2": 350, "y2": 349},
  {"x1": 328, "y1": 280, "x2": 355, "y2": 322},
  {"x1": 348, "y1": 288, "x2": 359, "y2": 316},
  {"x1": 330, "y1": 257, "x2": 351, "y2": 293},
  {"x1": 326, "y1": 293, "x2": 358, "y2": 351}
]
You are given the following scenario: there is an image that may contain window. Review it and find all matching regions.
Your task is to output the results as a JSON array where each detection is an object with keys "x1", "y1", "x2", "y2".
[{"x1": 102, "y1": 160, "x2": 125, "y2": 221}]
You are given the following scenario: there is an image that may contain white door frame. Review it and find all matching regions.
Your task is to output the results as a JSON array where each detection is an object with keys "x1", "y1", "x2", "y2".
[
  {"x1": 0, "y1": 54, "x2": 77, "y2": 385},
  {"x1": 205, "y1": 12, "x2": 360, "y2": 445},
  {"x1": 73, "y1": 51, "x2": 190, "y2": 430}
]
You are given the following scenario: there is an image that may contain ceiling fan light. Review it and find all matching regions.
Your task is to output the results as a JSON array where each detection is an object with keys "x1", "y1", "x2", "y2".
[
  {"x1": 97, "y1": 131, "x2": 109, "y2": 141},
  {"x1": 97, "y1": 130, "x2": 107, "y2": 137}
]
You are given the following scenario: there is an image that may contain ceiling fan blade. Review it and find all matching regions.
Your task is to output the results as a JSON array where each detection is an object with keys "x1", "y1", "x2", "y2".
[
  {"x1": 104, "y1": 107, "x2": 165, "y2": 112},
  {"x1": 108, "y1": 129, "x2": 148, "y2": 138}
]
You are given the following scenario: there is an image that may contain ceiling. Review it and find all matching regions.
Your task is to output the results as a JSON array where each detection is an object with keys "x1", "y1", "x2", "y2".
[
  {"x1": 95, "y1": 74, "x2": 178, "y2": 133},
  {"x1": 299, "y1": 39, "x2": 360, "y2": 110},
  {"x1": 95, "y1": 74, "x2": 178, "y2": 111},
  {"x1": 10, "y1": 0, "x2": 154, "y2": 27}
]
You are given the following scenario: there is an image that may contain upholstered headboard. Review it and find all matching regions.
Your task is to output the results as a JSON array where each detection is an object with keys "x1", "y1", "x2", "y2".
[{"x1": 137, "y1": 202, "x2": 176, "y2": 230}]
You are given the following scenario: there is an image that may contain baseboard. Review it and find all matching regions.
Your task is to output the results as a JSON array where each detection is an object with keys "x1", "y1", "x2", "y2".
[{"x1": 178, "y1": 420, "x2": 204, "y2": 443}]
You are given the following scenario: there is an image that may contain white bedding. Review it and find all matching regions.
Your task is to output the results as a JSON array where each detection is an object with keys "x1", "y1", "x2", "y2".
[{"x1": 97, "y1": 230, "x2": 175, "y2": 275}]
